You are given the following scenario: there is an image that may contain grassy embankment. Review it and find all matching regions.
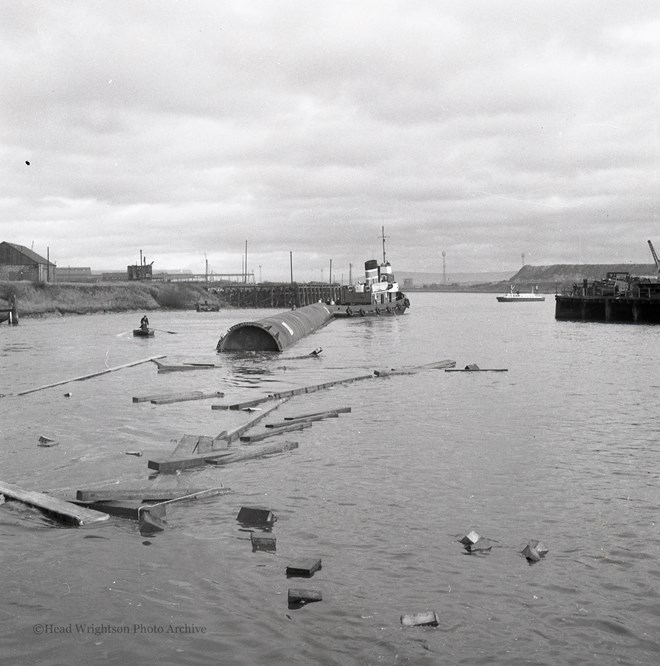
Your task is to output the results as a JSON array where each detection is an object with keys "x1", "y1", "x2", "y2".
[{"x1": 0, "y1": 281, "x2": 224, "y2": 317}]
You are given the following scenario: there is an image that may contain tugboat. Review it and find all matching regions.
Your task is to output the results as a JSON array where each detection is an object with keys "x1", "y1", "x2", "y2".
[{"x1": 332, "y1": 227, "x2": 410, "y2": 317}]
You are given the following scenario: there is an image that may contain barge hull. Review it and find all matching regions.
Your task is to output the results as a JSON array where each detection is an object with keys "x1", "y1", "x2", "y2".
[{"x1": 555, "y1": 295, "x2": 660, "y2": 323}]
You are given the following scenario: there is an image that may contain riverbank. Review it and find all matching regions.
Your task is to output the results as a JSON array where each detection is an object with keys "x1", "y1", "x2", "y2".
[{"x1": 0, "y1": 281, "x2": 223, "y2": 317}]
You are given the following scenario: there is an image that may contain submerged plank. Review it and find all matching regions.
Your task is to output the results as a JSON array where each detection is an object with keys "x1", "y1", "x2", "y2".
[
  {"x1": 75, "y1": 487, "x2": 230, "y2": 502},
  {"x1": 206, "y1": 440, "x2": 298, "y2": 466},
  {"x1": 151, "y1": 391, "x2": 225, "y2": 405},
  {"x1": 284, "y1": 407, "x2": 351, "y2": 420},
  {"x1": 0, "y1": 480, "x2": 110, "y2": 525},
  {"x1": 240, "y1": 421, "x2": 311, "y2": 442},
  {"x1": 266, "y1": 412, "x2": 339, "y2": 428}
]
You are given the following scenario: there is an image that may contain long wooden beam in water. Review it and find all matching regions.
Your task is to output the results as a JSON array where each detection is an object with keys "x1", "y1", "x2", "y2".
[
  {"x1": 0, "y1": 480, "x2": 110, "y2": 525},
  {"x1": 16, "y1": 355, "x2": 166, "y2": 396}
]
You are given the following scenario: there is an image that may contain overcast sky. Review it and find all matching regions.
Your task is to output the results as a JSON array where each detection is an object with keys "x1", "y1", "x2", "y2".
[{"x1": 1, "y1": 1, "x2": 659, "y2": 281}]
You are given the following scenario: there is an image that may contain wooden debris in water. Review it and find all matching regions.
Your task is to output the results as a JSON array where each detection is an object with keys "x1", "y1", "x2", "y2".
[
  {"x1": 16, "y1": 355, "x2": 166, "y2": 396},
  {"x1": 37, "y1": 435, "x2": 58, "y2": 447},
  {"x1": 522, "y1": 540, "x2": 549, "y2": 562},
  {"x1": 251, "y1": 532, "x2": 276, "y2": 552},
  {"x1": 75, "y1": 487, "x2": 229, "y2": 502},
  {"x1": 266, "y1": 412, "x2": 340, "y2": 428},
  {"x1": 400, "y1": 611, "x2": 439, "y2": 627},
  {"x1": 0, "y1": 480, "x2": 109, "y2": 526},
  {"x1": 138, "y1": 504, "x2": 166, "y2": 535},
  {"x1": 240, "y1": 422, "x2": 311, "y2": 443},
  {"x1": 286, "y1": 558, "x2": 322, "y2": 577},
  {"x1": 131, "y1": 390, "x2": 225, "y2": 404},
  {"x1": 283, "y1": 407, "x2": 351, "y2": 421},
  {"x1": 206, "y1": 440, "x2": 298, "y2": 466},
  {"x1": 445, "y1": 364, "x2": 508, "y2": 372},
  {"x1": 288, "y1": 588, "x2": 322, "y2": 605},
  {"x1": 237, "y1": 506, "x2": 276, "y2": 527}
]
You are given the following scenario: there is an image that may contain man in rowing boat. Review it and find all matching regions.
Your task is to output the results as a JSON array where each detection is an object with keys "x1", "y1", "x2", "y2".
[{"x1": 140, "y1": 314, "x2": 149, "y2": 331}]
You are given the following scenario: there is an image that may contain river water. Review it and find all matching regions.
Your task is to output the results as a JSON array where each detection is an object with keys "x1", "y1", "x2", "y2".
[{"x1": 0, "y1": 292, "x2": 658, "y2": 665}]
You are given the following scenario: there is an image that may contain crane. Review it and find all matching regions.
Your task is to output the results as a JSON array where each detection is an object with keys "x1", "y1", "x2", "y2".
[{"x1": 647, "y1": 239, "x2": 660, "y2": 274}]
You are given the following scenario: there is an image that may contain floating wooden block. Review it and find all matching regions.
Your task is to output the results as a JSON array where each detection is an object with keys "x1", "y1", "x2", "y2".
[
  {"x1": 400, "y1": 611, "x2": 439, "y2": 627},
  {"x1": 288, "y1": 588, "x2": 322, "y2": 604},
  {"x1": 468, "y1": 539, "x2": 493, "y2": 553},
  {"x1": 237, "y1": 506, "x2": 276, "y2": 526},
  {"x1": 460, "y1": 531, "x2": 480, "y2": 547},
  {"x1": 286, "y1": 558, "x2": 322, "y2": 577},
  {"x1": 138, "y1": 504, "x2": 166, "y2": 535},
  {"x1": 522, "y1": 540, "x2": 549, "y2": 562},
  {"x1": 37, "y1": 435, "x2": 58, "y2": 447},
  {"x1": 251, "y1": 532, "x2": 276, "y2": 552}
]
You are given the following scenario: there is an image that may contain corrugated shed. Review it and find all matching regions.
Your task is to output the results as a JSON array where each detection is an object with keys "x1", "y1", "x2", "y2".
[{"x1": 0, "y1": 242, "x2": 55, "y2": 266}]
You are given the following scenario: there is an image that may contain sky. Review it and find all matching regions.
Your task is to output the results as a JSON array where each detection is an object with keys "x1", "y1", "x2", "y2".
[{"x1": 1, "y1": 0, "x2": 659, "y2": 281}]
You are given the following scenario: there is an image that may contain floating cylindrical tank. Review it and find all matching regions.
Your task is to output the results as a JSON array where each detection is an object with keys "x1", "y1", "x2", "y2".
[{"x1": 217, "y1": 303, "x2": 334, "y2": 352}]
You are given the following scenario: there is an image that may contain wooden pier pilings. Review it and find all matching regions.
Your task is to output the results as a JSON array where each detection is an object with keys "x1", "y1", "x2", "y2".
[
  {"x1": 0, "y1": 294, "x2": 18, "y2": 325},
  {"x1": 214, "y1": 283, "x2": 342, "y2": 309}
]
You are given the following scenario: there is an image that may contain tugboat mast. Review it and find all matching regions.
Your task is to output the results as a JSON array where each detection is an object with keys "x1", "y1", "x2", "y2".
[{"x1": 379, "y1": 225, "x2": 389, "y2": 264}]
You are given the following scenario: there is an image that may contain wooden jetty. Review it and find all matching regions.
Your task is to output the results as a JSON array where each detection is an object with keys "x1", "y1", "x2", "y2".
[
  {"x1": 214, "y1": 283, "x2": 342, "y2": 309},
  {"x1": 0, "y1": 294, "x2": 18, "y2": 325}
]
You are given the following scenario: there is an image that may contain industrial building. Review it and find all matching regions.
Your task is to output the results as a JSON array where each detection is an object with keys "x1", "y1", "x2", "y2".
[{"x1": 0, "y1": 242, "x2": 56, "y2": 283}]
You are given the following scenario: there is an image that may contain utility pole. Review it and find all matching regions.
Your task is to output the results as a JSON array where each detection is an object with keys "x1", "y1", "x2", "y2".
[
  {"x1": 349, "y1": 263, "x2": 353, "y2": 285},
  {"x1": 442, "y1": 251, "x2": 446, "y2": 284},
  {"x1": 289, "y1": 251, "x2": 293, "y2": 283},
  {"x1": 244, "y1": 241, "x2": 248, "y2": 283},
  {"x1": 329, "y1": 259, "x2": 332, "y2": 285},
  {"x1": 204, "y1": 253, "x2": 208, "y2": 284},
  {"x1": 259, "y1": 264, "x2": 262, "y2": 283}
]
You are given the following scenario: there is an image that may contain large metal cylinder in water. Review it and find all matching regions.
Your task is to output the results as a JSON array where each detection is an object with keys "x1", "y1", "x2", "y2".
[{"x1": 217, "y1": 302, "x2": 334, "y2": 352}]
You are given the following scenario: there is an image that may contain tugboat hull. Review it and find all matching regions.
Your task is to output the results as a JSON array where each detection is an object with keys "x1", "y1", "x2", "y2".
[{"x1": 330, "y1": 298, "x2": 410, "y2": 317}]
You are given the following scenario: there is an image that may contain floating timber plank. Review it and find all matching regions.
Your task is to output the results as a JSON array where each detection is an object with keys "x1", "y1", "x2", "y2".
[
  {"x1": 132, "y1": 393, "x2": 173, "y2": 403},
  {"x1": 149, "y1": 391, "x2": 225, "y2": 405},
  {"x1": 240, "y1": 422, "x2": 311, "y2": 442},
  {"x1": 445, "y1": 367, "x2": 508, "y2": 372},
  {"x1": 17, "y1": 356, "x2": 166, "y2": 396},
  {"x1": 207, "y1": 440, "x2": 298, "y2": 466},
  {"x1": 284, "y1": 407, "x2": 351, "y2": 420},
  {"x1": 211, "y1": 374, "x2": 374, "y2": 411},
  {"x1": 75, "y1": 487, "x2": 230, "y2": 502},
  {"x1": 217, "y1": 400, "x2": 289, "y2": 443},
  {"x1": 153, "y1": 359, "x2": 218, "y2": 373},
  {"x1": 0, "y1": 480, "x2": 110, "y2": 526},
  {"x1": 286, "y1": 558, "x2": 322, "y2": 577},
  {"x1": 148, "y1": 449, "x2": 234, "y2": 473},
  {"x1": 375, "y1": 359, "x2": 457, "y2": 376},
  {"x1": 194, "y1": 436, "x2": 214, "y2": 454},
  {"x1": 266, "y1": 412, "x2": 339, "y2": 428},
  {"x1": 169, "y1": 434, "x2": 202, "y2": 458},
  {"x1": 71, "y1": 499, "x2": 145, "y2": 520}
]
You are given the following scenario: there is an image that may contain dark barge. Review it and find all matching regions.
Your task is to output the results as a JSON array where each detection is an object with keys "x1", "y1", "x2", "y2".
[{"x1": 555, "y1": 272, "x2": 660, "y2": 323}]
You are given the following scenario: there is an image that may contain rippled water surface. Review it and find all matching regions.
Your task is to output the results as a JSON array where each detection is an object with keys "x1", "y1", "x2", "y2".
[{"x1": 1, "y1": 293, "x2": 658, "y2": 665}]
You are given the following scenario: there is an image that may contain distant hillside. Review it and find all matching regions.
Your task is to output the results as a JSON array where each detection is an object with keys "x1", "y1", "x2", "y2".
[
  {"x1": 510, "y1": 264, "x2": 658, "y2": 283},
  {"x1": 397, "y1": 270, "x2": 515, "y2": 285}
]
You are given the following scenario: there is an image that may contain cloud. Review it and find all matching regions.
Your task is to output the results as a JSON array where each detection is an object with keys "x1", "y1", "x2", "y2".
[{"x1": 1, "y1": 0, "x2": 660, "y2": 279}]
